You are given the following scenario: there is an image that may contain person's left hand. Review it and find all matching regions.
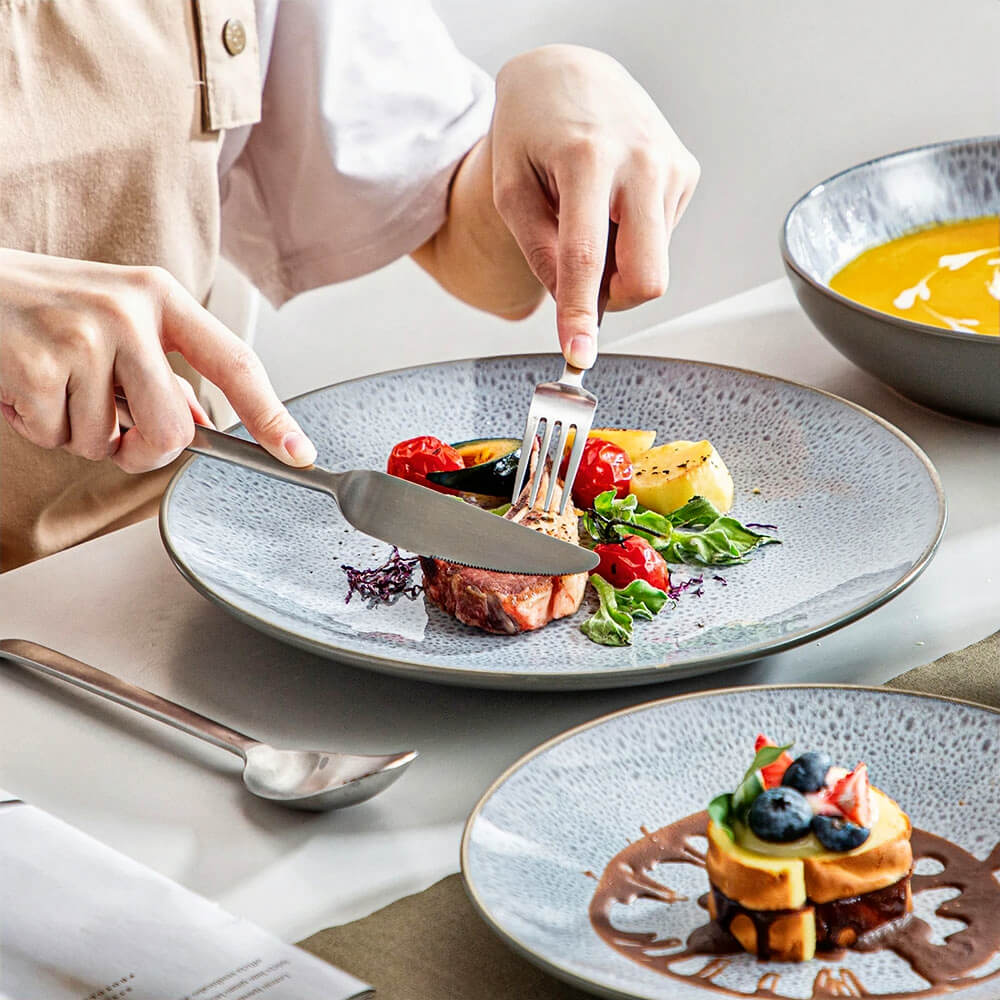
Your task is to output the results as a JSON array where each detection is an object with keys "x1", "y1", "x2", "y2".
[{"x1": 489, "y1": 45, "x2": 700, "y2": 369}]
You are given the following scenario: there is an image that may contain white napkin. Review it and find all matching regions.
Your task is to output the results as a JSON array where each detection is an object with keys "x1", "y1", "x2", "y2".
[{"x1": 0, "y1": 790, "x2": 371, "y2": 1000}]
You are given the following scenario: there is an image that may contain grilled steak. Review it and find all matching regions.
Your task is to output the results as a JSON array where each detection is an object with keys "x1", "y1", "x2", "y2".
[{"x1": 420, "y1": 464, "x2": 587, "y2": 634}]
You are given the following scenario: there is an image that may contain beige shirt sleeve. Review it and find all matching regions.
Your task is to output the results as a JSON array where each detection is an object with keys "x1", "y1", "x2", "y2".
[{"x1": 218, "y1": 0, "x2": 495, "y2": 306}]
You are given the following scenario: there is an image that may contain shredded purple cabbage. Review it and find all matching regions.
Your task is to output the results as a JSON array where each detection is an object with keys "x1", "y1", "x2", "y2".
[
  {"x1": 668, "y1": 574, "x2": 703, "y2": 601},
  {"x1": 342, "y1": 547, "x2": 421, "y2": 604},
  {"x1": 745, "y1": 522, "x2": 778, "y2": 531},
  {"x1": 713, "y1": 574, "x2": 728, "y2": 586}
]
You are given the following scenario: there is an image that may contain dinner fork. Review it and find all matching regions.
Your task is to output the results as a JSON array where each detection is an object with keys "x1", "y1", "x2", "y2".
[{"x1": 511, "y1": 222, "x2": 617, "y2": 514}]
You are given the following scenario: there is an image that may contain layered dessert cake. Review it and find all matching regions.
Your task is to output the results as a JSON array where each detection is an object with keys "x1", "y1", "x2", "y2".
[{"x1": 706, "y1": 735, "x2": 913, "y2": 961}]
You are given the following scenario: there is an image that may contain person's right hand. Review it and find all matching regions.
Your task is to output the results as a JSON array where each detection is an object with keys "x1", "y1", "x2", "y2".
[{"x1": 0, "y1": 249, "x2": 316, "y2": 473}]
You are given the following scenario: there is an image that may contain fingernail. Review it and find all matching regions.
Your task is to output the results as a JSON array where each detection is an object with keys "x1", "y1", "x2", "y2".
[
  {"x1": 569, "y1": 335, "x2": 597, "y2": 369},
  {"x1": 282, "y1": 431, "x2": 317, "y2": 466}
]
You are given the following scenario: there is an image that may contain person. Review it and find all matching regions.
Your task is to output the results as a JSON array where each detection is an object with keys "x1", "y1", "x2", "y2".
[{"x1": 0, "y1": 2, "x2": 699, "y2": 572}]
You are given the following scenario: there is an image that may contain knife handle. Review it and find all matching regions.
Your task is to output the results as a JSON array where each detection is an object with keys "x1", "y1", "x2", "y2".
[{"x1": 114, "y1": 395, "x2": 336, "y2": 496}]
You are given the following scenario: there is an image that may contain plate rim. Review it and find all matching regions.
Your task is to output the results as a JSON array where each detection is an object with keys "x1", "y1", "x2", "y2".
[
  {"x1": 158, "y1": 352, "x2": 947, "y2": 690},
  {"x1": 459, "y1": 682, "x2": 1000, "y2": 999}
]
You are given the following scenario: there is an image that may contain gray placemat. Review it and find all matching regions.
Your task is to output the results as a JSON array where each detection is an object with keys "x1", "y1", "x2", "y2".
[{"x1": 298, "y1": 630, "x2": 1000, "y2": 998}]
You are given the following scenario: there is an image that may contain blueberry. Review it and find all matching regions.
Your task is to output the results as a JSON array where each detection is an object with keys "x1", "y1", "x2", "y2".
[
  {"x1": 747, "y1": 788, "x2": 814, "y2": 842},
  {"x1": 782, "y1": 751, "x2": 833, "y2": 793},
  {"x1": 812, "y1": 814, "x2": 870, "y2": 852}
]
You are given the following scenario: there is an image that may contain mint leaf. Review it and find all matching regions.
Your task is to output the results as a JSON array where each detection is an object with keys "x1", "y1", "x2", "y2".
[
  {"x1": 732, "y1": 770, "x2": 765, "y2": 821},
  {"x1": 730, "y1": 742, "x2": 794, "y2": 821},
  {"x1": 708, "y1": 792, "x2": 735, "y2": 841},
  {"x1": 579, "y1": 575, "x2": 669, "y2": 646}
]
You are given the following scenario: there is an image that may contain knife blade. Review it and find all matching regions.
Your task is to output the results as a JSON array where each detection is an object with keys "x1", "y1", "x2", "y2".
[{"x1": 180, "y1": 424, "x2": 599, "y2": 576}]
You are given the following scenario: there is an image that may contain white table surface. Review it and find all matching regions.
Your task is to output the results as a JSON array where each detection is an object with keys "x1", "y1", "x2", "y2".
[{"x1": 2, "y1": 279, "x2": 998, "y2": 943}]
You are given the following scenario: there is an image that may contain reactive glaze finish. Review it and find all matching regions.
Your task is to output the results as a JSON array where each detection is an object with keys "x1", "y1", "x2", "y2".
[
  {"x1": 462, "y1": 686, "x2": 1000, "y2": 998},
  {"x1": 781, "y1": 136, "x2": 1000, "y2": 423},
  {"x1": 160, "y1": 355, "x2": 944, "y2": 690}
]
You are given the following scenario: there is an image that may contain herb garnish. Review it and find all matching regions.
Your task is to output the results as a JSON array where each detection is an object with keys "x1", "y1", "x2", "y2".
[
  {"x1": 708, "y1": 742, "x2": 794, "y2": 841},
  {"x1": 579, "y1": 575, "x2": 669, "y2": 646},
  {"x1": 341, "y1": 547, "x2": 421, "y2": 604},
  {"x1": 582, "y1": 491, "x2": 779, "y2": 566}
]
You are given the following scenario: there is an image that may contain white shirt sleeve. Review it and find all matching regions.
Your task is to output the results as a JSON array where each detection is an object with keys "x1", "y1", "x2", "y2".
[{"x1": 218, "y1": 0, "x2": 495, "y2": 306}]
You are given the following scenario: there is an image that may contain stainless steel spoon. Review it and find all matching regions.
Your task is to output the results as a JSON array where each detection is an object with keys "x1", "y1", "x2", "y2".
[{"x1": 0, "y1": 639, "x2": 416, "y2": 811}]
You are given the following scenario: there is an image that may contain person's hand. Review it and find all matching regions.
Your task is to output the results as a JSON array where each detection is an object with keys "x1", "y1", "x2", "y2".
[
  {"x1": 0, "y1": 249, "x2": 316, "y2": 473},
  {"x1": 490, "y1": 45, "x2": 700, "y2": 368}
]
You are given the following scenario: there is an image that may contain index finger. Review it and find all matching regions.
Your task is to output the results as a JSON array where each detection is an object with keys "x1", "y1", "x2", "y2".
[
  {"x1": 555, "y1": 167, "x2": 613, "y2": 370},
  {"x1": 158, "y1": 276, "x2": 316, "y2": 467}
]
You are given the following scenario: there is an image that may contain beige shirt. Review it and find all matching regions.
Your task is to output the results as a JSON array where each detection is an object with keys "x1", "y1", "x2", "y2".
[{"x1": 0, "y1": 0, "x2": 492, "y2": 571}]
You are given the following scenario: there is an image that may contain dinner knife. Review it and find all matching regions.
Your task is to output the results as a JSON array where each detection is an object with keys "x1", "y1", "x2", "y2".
[
  {"x1": 115, "y1": 392, "x2": 596, "y2": 575},
  {"x1": 182, "y1": 427, "x2": 599, "y2": 574}
]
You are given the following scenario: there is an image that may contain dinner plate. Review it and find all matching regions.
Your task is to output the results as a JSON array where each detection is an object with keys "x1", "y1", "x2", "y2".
[
  {"x1": 461, "y1": 685, "x2": 1000, "y2": 999},
  {"x1": 159, "y1": 354, "x2": 945, "y2": 689}
]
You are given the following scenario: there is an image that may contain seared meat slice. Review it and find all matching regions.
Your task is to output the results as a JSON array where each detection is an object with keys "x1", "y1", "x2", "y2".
[{"x1": 420, "y1": 462, "x2": 587, "y2": 634}]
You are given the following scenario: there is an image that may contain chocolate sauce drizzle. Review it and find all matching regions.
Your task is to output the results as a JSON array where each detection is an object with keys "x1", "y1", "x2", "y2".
[{"x1": 588, "y1": 811, "x2": 1000, "y2": 998}]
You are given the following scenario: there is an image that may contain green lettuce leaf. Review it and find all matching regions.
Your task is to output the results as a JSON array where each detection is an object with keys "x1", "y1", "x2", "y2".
[
  {"x1": 581, "y1": 491, "x2": 778, "y2": 567},
  {"x1": 579, "y1": 574, "x2": 669, "y2": 646}
]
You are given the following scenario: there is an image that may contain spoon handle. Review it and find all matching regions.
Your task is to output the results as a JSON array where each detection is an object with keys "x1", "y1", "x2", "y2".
[{"x1": 0, "y1": 639, "x2": 258, "y2": 758}]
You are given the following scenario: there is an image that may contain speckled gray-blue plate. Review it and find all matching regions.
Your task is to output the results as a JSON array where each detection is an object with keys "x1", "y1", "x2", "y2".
[
  {"x1": 462, "y1": 685, "x2": 1000, "y2": 998},
  {"x1": 159, "y1": 355, "x2": 945, "y2": 690}
]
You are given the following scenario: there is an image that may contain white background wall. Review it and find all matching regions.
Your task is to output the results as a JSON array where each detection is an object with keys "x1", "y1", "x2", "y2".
[{"x1": 253, "y1": 0, "x2": 1000, "y2": 401}]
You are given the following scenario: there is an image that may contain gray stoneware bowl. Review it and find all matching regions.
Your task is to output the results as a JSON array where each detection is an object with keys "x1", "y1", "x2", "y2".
[
  {"x1": 781, "y1": 136, "x2": 1000, "y2": 424},
  {"x1": 462, "y1": 685, "x2": 1000, "y2": 999}
]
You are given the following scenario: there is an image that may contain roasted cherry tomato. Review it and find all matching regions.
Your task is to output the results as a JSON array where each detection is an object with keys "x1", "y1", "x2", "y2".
[
  {"x1": 387, "y1": 435, "x2": 464, "y2": 493},
  {"x1": 594, "y1": 534, "x2": 670, "y2": 592},
  {"x1": 561, "y1": 437, "x2": 632, "y2": 509}
]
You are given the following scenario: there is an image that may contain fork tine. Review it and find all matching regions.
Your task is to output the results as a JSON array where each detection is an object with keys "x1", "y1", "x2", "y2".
[
  {"x1": 529, "y1": 418, "x2": 555, "y2": 509},
  {"x1": 510, "y1": 414, "x2": 539, "y2": 502},
  {"x1": 543, "y1": 421, "x2": 570, "y2": 512},
  {"x1": 558, "y1": 424, "x2": 589, "y2": 515}
]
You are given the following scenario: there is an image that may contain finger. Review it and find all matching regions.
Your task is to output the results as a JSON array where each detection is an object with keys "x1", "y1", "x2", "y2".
[
  {"x1": 672, "y1": 155, "x2": 700, "y2": 227},
  {"x1": 609, "y1": 183, "x2": 669, "y2": 310},
  {"x1": 173, "y1": 373, "x2": 215, "y2": 428},
  {"x1": 112, "y1": 350, "x2": 194, "y2": 474},
  {"x1": 1, "y1": 371, "x2": 70, "y2": 450},
  {"x1": 493, "y1": 164, "x2": 559, "y2": 297},
  {"x1": 158, "y1": 278, "x2": 316, "y2": 466},
  {"x1": 66, "y1": 370, "x2": 119, "y2": 461},
  {"x1": 554, "y1": 167, "x2": 612, "y2": 369}
]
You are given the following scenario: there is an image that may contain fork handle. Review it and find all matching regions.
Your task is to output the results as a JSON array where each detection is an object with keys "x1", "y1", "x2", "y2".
[{"x1": 596, "y1": 220, "x2": 619, "y2": 328}]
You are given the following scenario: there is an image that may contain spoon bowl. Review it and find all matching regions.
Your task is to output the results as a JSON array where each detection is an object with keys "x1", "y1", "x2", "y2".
[{"x1": 241, "y1": 744, "x2": 417, "y2": 810}]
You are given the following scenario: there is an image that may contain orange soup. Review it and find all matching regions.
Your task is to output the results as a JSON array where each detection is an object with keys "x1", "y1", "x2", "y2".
[{"x1": 830, "y1": 217, "x2": 1000, "y2": 336}]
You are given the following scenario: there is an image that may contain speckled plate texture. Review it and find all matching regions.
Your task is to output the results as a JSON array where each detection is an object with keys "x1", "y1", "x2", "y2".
[
  {"x1": 781, "y1": 135, "x2": 1000, "y2": 423},
  {"x1": 462, "y1": 685, "x2": 1000, "y2": 999},
  {"x1": 159, "y1": 355, "x2": 945, "y2": 690}
]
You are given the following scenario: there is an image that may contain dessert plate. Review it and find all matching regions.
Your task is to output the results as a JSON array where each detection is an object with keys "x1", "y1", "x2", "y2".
[
  {"x1": 160, "y1": 355, "x2": 944, "y2": 690},
  {"x1": 461, "y1": 685, "x2": 1000, "y2": 999}
]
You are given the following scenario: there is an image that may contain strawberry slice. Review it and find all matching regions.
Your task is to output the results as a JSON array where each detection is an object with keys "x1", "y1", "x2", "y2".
[
  {"x1": 806, "y1": 789, "x2": 843, "y2": 816},
  {"x1": 754, "y1": 733, "x2": 794, "y2": 789},
  {"x1": 829, "y1": 762, "x2": 871, "y2": 827}
]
